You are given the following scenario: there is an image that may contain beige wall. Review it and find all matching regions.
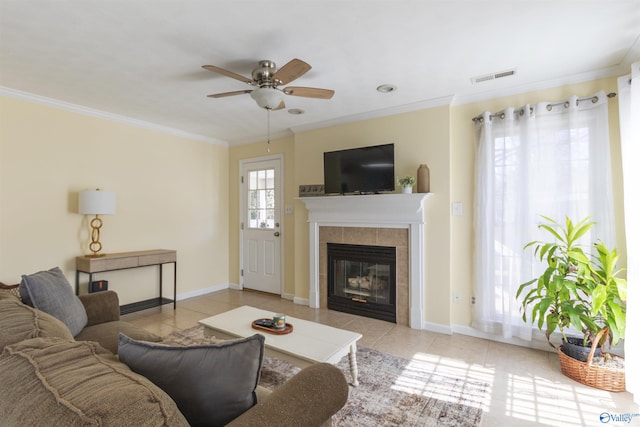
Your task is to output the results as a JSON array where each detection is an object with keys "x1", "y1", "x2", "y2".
[{"x1": 0, "y1": 96, "x2": 230, "y2": 304}]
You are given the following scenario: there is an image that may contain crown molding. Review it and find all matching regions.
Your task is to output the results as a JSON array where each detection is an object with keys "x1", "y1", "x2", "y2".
[
  {"x1": 0, "y1": 86, "x2": 228, "y2": 146},
  {"x1": 289, "y1": 95, "x2": 454, "y2": 135},
  {"x1": 228, "y1": 128, "x2": 294, "y2": 146}
]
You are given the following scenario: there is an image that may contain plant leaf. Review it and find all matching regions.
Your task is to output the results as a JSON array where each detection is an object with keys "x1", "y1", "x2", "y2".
[
  {"x1": 539, "y1": 224, "x2": 564, "y2": 245},
  {"x1": 614, "y1": 277, "x2": 628, "y2": 301},
  {"x1": 591, "y1": 285, "x2": 606, "y2": 315}
]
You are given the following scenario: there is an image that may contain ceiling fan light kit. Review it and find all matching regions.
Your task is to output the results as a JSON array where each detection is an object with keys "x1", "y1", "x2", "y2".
[{"x1": 250, "y1": 87, "x2": 284, "y2": 110}]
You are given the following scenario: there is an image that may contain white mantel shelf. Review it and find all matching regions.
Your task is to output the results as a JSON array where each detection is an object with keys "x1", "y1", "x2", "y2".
[
  {"x1": 298, "y1": 193, "x2": 431, "y2": 329},
  {"x1": 298, "y1": 193, "x2": 431, "y2": 225}
]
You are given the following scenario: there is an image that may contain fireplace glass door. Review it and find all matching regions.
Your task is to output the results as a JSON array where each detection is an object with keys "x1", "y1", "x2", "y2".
[{"x1": 327, "y1": 243, "x2": 396, "y2": 323}]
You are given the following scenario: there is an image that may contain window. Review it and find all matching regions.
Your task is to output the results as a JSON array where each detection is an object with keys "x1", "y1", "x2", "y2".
[
  {"x1": 247, "y1": 168, "x2": 275, "y2": 229},
  {"x1": 473, "y1": 92, "x2": 615, "y2": 340}
]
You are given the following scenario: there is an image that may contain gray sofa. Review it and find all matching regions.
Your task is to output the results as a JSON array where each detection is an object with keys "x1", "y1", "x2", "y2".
[{"x1": 0, "y1": 283, "x2": 348, "y2": 426}]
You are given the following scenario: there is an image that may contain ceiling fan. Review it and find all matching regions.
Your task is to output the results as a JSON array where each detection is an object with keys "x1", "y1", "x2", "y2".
[{"x1": 202, "y1": 58, "x2": 334, "y2": 110}]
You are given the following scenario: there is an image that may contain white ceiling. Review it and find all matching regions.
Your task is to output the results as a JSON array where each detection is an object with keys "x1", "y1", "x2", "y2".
[{"x1": 1, "y1": 0, "x2": 639, "y2": 146}]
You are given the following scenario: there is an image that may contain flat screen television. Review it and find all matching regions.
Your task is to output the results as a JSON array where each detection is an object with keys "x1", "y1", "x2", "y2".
[{"x1": 323, "y1": 143, "x2": 395, "y2": 194}]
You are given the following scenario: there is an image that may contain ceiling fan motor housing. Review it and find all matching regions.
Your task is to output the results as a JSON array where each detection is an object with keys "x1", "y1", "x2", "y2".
[{"x1": 252, "y1": 60, "x2": 279, "y2": 86}]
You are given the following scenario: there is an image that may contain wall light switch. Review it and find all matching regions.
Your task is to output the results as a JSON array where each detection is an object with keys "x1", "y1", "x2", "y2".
[
  {"x1": 452, "y1": 202, "x2": 463, "y2": 216},
  {"x1": 285, "y1": 205, "x2": 294, "y2": 215}
]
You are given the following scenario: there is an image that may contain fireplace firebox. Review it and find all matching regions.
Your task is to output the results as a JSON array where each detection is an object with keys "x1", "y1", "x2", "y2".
[{"x1": 327, "y1": 243, "x2": 396, "y2": 323}]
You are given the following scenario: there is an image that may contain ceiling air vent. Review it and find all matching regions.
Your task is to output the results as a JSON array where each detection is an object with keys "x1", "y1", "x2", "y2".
[{"x1": 471, "y1": 68, "x2": 517, "y2": 84}]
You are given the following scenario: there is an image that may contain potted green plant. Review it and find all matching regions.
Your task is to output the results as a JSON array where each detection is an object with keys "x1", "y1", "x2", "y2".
[
  {"x1": 397, "y1": 176, "x2": 416, "y2": 194},
  {"x1": 516, "y1": 216, "x2": 627, "y2": 362}
]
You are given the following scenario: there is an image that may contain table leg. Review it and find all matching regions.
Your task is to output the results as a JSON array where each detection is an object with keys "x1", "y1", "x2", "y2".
[
  {"x1": 159, "y1": 264, "x2": 163, "y2": 301},
  {"x1": 173, "y1": 261, "x2": 177, "y2": 310},
  {"x1": 348, "y1": 343, "x2": 359, "y2": 386}
]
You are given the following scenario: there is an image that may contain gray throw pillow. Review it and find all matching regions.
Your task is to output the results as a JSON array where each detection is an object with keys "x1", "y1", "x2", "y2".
[
  {"x1": 19, "y1": 267, "x2": 88, "y2": 336},
  {"x1": 118, "y1": 333, "x2": 265, "y2": 427}
]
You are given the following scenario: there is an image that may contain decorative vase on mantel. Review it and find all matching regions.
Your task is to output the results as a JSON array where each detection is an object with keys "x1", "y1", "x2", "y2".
[
  {"x1": 402, "y1": 186, "x2": 412, "y2": 194},
  {"x1": 417, "y1": 164, "x2": 430, "y2": 193}
]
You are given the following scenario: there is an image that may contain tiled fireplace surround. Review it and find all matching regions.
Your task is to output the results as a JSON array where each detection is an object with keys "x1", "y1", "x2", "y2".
[
  {"x1": 300, "y1": 194, "x2": 430, "y2": 329},
  {"x1": 319, "y1": 226, "x2": 409, "y2": 325}
]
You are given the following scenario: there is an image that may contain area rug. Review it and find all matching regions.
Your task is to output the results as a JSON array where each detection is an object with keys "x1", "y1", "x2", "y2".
[{"x1": 164, "y1": 325, "x2": 487, "y2": 427}]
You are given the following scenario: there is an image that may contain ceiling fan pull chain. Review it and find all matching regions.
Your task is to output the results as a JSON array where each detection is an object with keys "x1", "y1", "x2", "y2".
[{"x1": 267, "y1": 108, "x2": 271, "y2": 153}]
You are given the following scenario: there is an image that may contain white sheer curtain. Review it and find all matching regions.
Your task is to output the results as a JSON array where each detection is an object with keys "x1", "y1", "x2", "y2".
[
  {"x1": 473, "y1": 90, "x2": 615, "y2": 341},
  {"x1": 618, "y1": 62, "x2": 639, "y2": 403}
]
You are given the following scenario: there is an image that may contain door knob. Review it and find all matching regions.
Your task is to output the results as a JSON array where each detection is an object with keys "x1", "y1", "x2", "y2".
[{"x1": 274, "y1": 232, "x2": 280, "y2": 237}]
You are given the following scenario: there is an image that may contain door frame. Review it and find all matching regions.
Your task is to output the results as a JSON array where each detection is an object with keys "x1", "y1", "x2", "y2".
[{"x1": 239, "y1": 154, "x2": 284, "y2": 294}]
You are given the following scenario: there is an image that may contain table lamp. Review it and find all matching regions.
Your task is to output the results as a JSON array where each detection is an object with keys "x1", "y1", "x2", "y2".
[{"x1": 78, "y1": 189, "x2": 116, "y2": 257}]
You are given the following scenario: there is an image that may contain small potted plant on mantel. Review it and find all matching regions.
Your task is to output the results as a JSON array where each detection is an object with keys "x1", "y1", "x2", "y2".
[
  {"x1": 516, "y1": 216, "x2": 627, "y2": 391},
  {"x1": 397, "y1": 176, "x2": 416, "y2": 194}
]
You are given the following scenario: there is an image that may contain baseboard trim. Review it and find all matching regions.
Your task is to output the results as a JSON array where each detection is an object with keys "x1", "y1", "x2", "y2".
[
  {"x1": 176, "y1": 283, "x2": 230, "y2": 300},
  {"x1": 420, "y1": 320, "x2": 554, "y2": 352},
  {"x1": 281, "y1": 292, "x2": 294, "y2": 301},
  {"x1": 293, "y1": 296, "x2": 310, "y2": 306},
  {"x1": 451, "y1": 325, "x2": 555, "y2": 353},
  {"x1": 422, "y1": 321, "x2": 453, "y2": 335}
]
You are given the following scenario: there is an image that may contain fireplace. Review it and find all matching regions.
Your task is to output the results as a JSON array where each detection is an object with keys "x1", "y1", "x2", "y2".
[
  {"x1": 299, "y1": 193, "x2": 430, "y2": 329},
  {"x1": 327, "y1": 243, "x2": 396, "y2": 323}
]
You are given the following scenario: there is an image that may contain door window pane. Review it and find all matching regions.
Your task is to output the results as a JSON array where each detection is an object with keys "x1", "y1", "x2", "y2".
[{"x1": 247, "y1": 168, "x2": 275, "y2": 229}]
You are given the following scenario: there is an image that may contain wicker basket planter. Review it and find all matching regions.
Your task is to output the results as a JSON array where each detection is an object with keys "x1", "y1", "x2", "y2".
[{"x1": 557, "y1": 329, "x2": 625, "y2": 392}]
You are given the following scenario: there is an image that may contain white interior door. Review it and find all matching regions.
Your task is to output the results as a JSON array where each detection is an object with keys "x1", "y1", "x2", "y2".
[{"x1": 241, "y1": 157, "x2": 282, "y2": 294}]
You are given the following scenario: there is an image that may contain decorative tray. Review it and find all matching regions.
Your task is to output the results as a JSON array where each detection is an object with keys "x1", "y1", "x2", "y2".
[{"x1": 251, "y1": 319, "x2": 294, "y2": 335}]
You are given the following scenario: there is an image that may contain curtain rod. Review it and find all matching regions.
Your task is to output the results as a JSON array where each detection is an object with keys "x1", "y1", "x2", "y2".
[{"x1": 472, "y1": 92, "x2": 617, "y2": 123}]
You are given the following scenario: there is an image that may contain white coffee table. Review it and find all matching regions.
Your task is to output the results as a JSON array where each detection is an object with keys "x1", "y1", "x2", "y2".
[{"x1": 199, "y1": 305, "x2": 362, "y2": 386}]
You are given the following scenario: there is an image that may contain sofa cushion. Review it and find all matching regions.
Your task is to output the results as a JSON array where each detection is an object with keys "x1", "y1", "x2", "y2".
[
  {"x1": 0, "y1": 286, "x2": 21, "y2": 302},
  {"x1": 0, "y1": 337, "x2": 189, "y2": 426},
  {"x1": 75, "y1": 321, "x2": 161, "y2": 354},
  {"x1": 0, "y1": 299, "x2": 74, "y2": 352},
  {"x1": 19, "y1": 267, "x2": 88, "y2": 336},
  {"x1": 118, "y1": 333, "x2": 265, "y2": 427}
]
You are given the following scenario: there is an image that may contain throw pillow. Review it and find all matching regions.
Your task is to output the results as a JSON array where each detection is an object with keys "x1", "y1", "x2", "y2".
[
  {"x1": 0, "y1": 337, "x2": 189, "y2": 426},
  {"x1": 19, "y1": 267, "x2": 88, "y2": 336},
  {"x1": 118, "y1": 333, "x2": 265, "y2": 427}
]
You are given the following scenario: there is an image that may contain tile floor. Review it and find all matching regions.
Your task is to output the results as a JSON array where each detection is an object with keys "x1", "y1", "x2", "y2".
[{"x1": 122, "y1": 289, "x2": 639, "y2": 427}]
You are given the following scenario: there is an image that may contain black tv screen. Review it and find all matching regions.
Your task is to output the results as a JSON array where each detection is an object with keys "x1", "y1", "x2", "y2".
[{"x1": 323, "y1": 143, "x2": 395, "y2": 194}]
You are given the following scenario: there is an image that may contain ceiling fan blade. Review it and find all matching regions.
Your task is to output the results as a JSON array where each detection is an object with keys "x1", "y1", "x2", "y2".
[
  {"x1": 272, "y1": 101, "x2": 286, "y2": 111},
  {"x1": 283, "y1": 86, "x2": 335, "y2": 99},
  {"x1": 202, "y1": 65, "x2": 253, "y2": 84},
  {"x1": 206, "y1": 90, "x2": 253, "y2": 98},
  {"x1": 273, "y1": 59, "x2": 311, "y2": 85}
]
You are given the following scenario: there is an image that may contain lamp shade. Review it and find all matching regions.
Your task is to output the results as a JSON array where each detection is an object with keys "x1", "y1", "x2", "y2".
[
  {"x1": 250, "y1": 87, "x2": 283, "y2": 109},
  {"x1": 78, "y1": 190, "x2": 116, "y2": 215}
]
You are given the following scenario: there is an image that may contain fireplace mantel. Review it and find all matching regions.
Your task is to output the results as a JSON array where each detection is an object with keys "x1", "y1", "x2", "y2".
[
  {"x1": 299, "y1": 193, "x2": 431, "y2": 329},
  {"x1": 300, "y1": 193, "x2": 429, "y2": 224}
]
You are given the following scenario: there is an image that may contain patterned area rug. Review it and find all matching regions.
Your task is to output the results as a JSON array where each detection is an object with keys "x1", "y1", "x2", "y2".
[{"x1": 164, "y1": 325, "x2": 487, "y2": 427}]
